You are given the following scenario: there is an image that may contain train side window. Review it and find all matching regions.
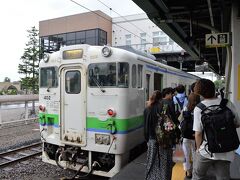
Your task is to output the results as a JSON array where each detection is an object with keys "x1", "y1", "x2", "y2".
[
  {"x1": 132, "y1": 65, "x2": 137, "y2": 88},
  {"x1": 146, "y1": 74, "x2": 151, "y2": 100},
  {"x1": 138, "y1": 65, "x2": 143, "y2": 88},
  {"x1": 118, "y1": 63, "x2": 129, "y2": 88},
  {"x1": 65, "y1": 70, "x2": 81, "y2": 94}
]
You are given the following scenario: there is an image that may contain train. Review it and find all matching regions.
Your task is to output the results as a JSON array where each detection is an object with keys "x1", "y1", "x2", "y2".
[{"x1": 39, "y1": 44, "x2": 198, "y2": 177}]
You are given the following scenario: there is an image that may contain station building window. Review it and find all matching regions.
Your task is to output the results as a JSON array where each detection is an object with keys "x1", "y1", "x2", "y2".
[
  {"x1": 40, "y1": 28, "x2": 107, "y2": 56},
  {"x1": 152, "y1": 31, "x2": 160, "y2": 46},
  {"x1": 169, "y1": 38, "x2": 174, "y2": 45},
  {"x1": 125, "y1": 34, "x2": 131, "y2": 46},
  {"x1": 76, "y1": 31, "x2": 86, "y2": 44},
  {"x1": 159, "y1": 37, "x2": 167, "y2": 45},
  {"x1": 66, "y1": 32, "x2": 76, "y2": 45},
  {"x1": 140, "y1": 33, "x2": 146, "y2": 50}
]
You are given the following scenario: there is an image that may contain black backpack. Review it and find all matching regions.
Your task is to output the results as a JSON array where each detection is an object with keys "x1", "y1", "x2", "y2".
[
  {"x1": 180, "y1": 110, "x2": 195, "y2": 139},
  {"x1": 197, "y1": 99, "x2": 240, "y2": 154}
]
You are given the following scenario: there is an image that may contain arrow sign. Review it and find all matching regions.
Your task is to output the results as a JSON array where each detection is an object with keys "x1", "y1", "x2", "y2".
[
  {"x1": 205, "y1": 33, "x2": 231, "y2": 48},
  {"x1": 207, "y1": 35, "x2": 216, "y2": 44}
]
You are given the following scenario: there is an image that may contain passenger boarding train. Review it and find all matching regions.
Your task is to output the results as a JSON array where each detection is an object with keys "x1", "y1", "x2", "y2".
[{"x1": 39, "y1": 44, "x2": 198, "y2": 177}]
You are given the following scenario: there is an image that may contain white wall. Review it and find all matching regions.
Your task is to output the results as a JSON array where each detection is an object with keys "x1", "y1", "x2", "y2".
[
  {"x1": 230, "y1": 2, "x2": 240, "y2": 146},
  {"x1": 112, "y1": 13, "x2": 183, "y2": 53}
]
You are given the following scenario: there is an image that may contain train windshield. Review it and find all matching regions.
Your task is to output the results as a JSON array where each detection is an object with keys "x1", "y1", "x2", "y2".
[
  {"x1": 40, "y1": 67, "x2": 58, "y2": 88},
  {"x1": 88, "y1": 63, "x2": 129, "y2": 88}
]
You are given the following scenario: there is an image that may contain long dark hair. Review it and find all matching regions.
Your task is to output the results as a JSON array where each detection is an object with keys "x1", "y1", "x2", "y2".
[
  {"x1": 187, "y1": 93, "x2": 200, "y2": 111},
  {"x1": 147, "y1": 90, "x2": 162, "y2": 108}
]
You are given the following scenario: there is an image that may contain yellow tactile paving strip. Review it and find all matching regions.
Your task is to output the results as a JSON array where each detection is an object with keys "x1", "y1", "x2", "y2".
[
  {"x1": 172, "y1": 162, "x2": 185, "y2": 180},
  {"x1": 172, "y1": 145, "x2": 185, "y2": 180}
]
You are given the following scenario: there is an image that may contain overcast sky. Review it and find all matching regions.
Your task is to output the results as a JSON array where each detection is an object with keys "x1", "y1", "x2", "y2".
[{"x1": 0, "y1": 0, "x2": 144, "y2": 82}]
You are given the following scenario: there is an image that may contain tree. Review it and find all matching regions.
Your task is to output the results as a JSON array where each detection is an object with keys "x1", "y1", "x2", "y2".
[
  {"x1": 4, "y1": 77, "x2": 11, "y2": 82},
  {"x1": 214, "y1": 79, "x2": 225, "y2": 90},
  {"x1": 18, "y1": 26, "x2": 39, "y2": 94}
]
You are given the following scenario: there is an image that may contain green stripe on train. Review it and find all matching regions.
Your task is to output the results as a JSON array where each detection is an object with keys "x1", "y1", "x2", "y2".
[
  {"x1": 39, "y1": 113, "x2": 59, "y2": 126},
  {"x1": 86, "y1": 115, "x2": 144, "y2": 131},
  {"x1": 39, "y1": 113, "x2": 144, "y2": 131}
]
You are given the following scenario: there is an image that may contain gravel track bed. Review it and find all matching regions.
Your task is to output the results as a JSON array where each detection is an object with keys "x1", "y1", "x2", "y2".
[
  {"x1": 0, "y1": 157, "x2": 78, "y2": 180},
  {"x1": 0, "y1": 155, "x2": 109, "y2": 180},
  {"x1": 0, "y1": 123, "x2": 40, "y2": 153},
  {"x1": 0, "y1": 119, "x2": 108, "y2": 180}
]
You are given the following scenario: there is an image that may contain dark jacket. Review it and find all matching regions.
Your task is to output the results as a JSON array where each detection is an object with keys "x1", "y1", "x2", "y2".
[
  {"x1": 144, "y1": 99, "x2": 179, "y2": 142},
  {"x1": 161, "y1": 99, "x2": 179, "y2": 126},
  {"x1": 144, "y1": 103, "x2": 160, "y2": 142}
]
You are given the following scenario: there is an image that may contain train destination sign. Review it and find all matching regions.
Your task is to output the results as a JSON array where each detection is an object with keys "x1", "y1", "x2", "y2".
[{"x1": 205, "y1": 32, "x2": 231, "y2": 48}]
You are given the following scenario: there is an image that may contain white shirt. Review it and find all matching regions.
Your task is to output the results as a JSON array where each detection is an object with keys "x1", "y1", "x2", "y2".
[{"x1": 193, "y1": 98, "x2": 240, "y2": 162}]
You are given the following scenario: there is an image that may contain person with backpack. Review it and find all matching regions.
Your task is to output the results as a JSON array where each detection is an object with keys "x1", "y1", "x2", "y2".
[
  {"x1": 192, "y1": 79, "x2": 240, "y2": 180},
  {"x1": 144, "y1": 90, "x2": 162, "y2": 180},
  {"x1": 157, "y1": 87, "x2": 180, "y2": 180},
  {"x1": 144, "y1": 88, "x2": 179, "y2": 180},
  {"x1": 179, "y1": 92, "x2": 200, "y2": 178},
  {"x1": 173, "y1": 84, "x2": 188, "y2": 118}
]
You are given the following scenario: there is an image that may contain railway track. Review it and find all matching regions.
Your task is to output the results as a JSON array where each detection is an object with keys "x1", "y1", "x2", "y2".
[{"x1": 0, "y1": 142, "x2": 42, "y2": 168}]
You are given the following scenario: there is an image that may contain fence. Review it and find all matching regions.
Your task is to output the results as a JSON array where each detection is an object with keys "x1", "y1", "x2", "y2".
[{"x1": 0, "y1": 95, "x2": 39, "y2": 127}]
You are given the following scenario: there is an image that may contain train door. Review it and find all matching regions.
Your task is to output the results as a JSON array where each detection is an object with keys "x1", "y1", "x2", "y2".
[
  {"x1": 154, "y1": 73, "x2": 163, "y2": 91},
  {"x1": 145, "y1": 71, "x2": 153, "y2": 104},
  {"x1": 60, "y1": 66, "x2": 86, "y2": 146}
]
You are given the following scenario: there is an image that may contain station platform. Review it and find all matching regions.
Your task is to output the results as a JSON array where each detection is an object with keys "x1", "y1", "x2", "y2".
[{"x1": 110, "y1": 145, "x2": 240, "y2": 180}]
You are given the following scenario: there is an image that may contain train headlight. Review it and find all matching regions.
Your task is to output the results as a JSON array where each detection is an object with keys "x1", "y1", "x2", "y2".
[
  {"x1": 101, "y1": 46, "x2": 112, "y2": 57},
  {"x1": 95, "y1": 134, "x2": 110, "y2": 145},
  {"x1": 42, "y1": 53, "x2": 50, "y2": 63}
]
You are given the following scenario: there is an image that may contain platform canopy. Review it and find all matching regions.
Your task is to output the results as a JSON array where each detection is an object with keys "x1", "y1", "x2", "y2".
[{"x1": 132, "y1": 0, "x2": 234, "y2": 75}]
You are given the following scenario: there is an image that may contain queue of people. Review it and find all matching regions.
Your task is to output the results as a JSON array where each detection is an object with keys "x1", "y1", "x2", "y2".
[{"x1": 144, "y1": 79, "x2": 240, "y2": 180}]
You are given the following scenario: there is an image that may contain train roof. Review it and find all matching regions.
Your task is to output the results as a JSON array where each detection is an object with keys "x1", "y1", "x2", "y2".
[{"x1": 116, "y1": 46, "x2": 156, "y2": 60}]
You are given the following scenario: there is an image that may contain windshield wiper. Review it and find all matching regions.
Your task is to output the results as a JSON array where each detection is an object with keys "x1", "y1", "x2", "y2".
[
  {"x1": 47, "y1": 80, "x2": 52, "y2": 92},
  {"x1": 92, "y1": 77, "x2": 106, "y2": 93}
]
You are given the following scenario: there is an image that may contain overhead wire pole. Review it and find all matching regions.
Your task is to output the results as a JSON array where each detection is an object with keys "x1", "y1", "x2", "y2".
[{"x1": 69, "y1": 0, "x2": 152, "y2": 44}]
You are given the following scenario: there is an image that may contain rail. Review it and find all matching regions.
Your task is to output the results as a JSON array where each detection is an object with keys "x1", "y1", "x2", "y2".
[
  {"x1": 0, "y1": 142, "x2": 42, "y2": 168},
  {"x1": 0, "y1": 95, "x2": 39, "y2": 127}
]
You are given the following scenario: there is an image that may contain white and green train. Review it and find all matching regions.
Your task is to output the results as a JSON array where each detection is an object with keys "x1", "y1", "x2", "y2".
[{"x1": 39, "y1": 44, "x2": 198, "y2": 177}]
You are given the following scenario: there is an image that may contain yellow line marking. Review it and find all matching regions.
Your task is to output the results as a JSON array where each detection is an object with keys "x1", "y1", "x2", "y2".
[{"x1": 172, "y1": 162, "x2": 185, "y2": 180}]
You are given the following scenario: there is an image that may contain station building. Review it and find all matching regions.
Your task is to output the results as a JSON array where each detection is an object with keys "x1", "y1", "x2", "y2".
[{"x1": 39, "y1": 11, "x2": 112, "y2": 53}]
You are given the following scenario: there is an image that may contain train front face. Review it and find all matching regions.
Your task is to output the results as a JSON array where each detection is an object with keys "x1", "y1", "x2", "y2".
[{"x1": 39, "y1": 45, "x2": 145, "y2": 177}]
